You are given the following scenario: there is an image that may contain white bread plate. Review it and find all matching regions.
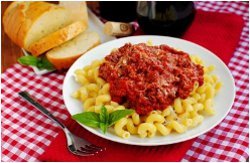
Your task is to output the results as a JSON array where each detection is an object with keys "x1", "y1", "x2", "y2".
[{"x1": 22, "y1": 9, "x2": 115, "y2": 75}]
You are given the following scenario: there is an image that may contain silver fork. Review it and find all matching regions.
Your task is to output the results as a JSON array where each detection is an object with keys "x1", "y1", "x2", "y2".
[{"x1": 19, "y1": 91, "x2": 103, "y2": 156}]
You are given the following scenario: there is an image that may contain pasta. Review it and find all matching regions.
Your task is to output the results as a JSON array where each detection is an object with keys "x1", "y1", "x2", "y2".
[
  {"x1": 72, "y1": 54, "x2": 222, "y2": 139},
  {"x1": 137, "y1": 123, "x2": 157, "y2": 138},
  {"x1": 114, "y1": 118, "x2": 130, "y2": 138},
  {"x1": 126, "y1": 118, "x2": 138, "y2": 134}
]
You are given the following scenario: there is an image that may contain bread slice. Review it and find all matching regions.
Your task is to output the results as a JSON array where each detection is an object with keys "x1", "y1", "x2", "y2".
[
  {"x1": 3, "y1": 2, "x2": 73, "y2": 49},
  {"x1": 46, "y1": 31, "x2": 100, "y2": 70},
  {"x1": 59, "y1": 1, "x2": 88, "y2": 26},
  {"x1": 9, "y1": 2, "x2": 72, "y2": 50},
  {"x1": 28, "y1": 21, "x2": 87, "y2": 56}
]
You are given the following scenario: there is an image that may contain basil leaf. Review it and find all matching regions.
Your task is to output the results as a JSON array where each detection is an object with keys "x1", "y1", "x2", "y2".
[
  {"x1": 99, "y1": 106, "x2": 109, "y2": 133},
  {"x1": 72, "y1": 107, "x2": 134, "y2": 134},
  {"x1": 72, "y1": 112, "x2": 100, "y2": 128},
  {"x1": 100, "y1": 106, "x2": 109, "y2": 124},
  {"x1": 99, "y1": 122, "x2": 108, "y2": 133},
  {"x1": 18, "y1": 56, "x2": 38, "y2": 67},
  {"x1": 108, "y1": 109, "x2": 134, "y2": 126},
  {"x1": 37, "y1": 56, "x2": 55, "y2": 70},
  {"x1": 18, "y1": 55, "x2": 55, "y2": 70}
]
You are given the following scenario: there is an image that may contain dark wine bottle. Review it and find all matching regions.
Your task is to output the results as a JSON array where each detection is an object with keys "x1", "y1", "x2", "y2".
[
  {"x1": 137, "y1": 1, "x2": 195, "y2": 37},
  {"x1": 99, "y1": 1, "x2": 137, "y2": 22}
]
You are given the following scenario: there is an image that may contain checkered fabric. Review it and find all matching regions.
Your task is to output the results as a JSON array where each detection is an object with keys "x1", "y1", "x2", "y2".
[{"x1": 1, "y1": 1, "x2": 249, "y2": 162}]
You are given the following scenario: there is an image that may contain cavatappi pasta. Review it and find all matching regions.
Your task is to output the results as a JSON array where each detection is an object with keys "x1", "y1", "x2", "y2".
[{"x1": 72, "y1": 55, "x2": 222, "y2": 139}]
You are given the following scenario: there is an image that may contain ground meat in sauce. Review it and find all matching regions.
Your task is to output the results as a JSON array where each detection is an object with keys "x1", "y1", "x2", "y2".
[{"x1": 99, "y1": 43, "x2": 204, "y2": 115}]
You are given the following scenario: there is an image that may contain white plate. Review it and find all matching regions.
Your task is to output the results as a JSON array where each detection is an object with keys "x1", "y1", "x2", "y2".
[
  {"x1": 63, "y1": 36, "x2": 235, "y2": 146},
  {"x1": 24, "y1": 9, "x2": 115, "y2": 75}
]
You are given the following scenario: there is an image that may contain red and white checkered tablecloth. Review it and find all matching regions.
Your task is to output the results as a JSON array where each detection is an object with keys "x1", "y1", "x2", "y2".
[{"x1": 1, "y1": 1, "x2": 249, "y2": 162}]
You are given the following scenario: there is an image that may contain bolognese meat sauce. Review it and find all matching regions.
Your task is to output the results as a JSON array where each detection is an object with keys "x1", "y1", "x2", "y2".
[{"x1": 99, "y1": 43, "x2": 204, "y2": 115}]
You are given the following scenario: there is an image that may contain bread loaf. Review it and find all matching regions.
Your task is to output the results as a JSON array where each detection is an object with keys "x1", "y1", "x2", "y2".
[
  {"x1": 3, "y1": 1, "x2": 100, "y2": 71},
  {"x1": 3, "y1": 2, "x2": 73, "y2": 50},
  {"x1": 46, "y1": 31, "x2": 100, "y2": 70},
  {"x1": 28, "y1": 21, "x2": 87, "y2": 56},
  {"x1": 3, "y1": 1, "x2": 25, "y2": 46}
]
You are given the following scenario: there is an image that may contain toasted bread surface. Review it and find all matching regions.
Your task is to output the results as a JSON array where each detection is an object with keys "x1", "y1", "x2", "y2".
[
  {"x1": 18, "y1": 2, "x2": 73, "y2": 49},
  {"x1": 46, "y1": 32, "x2": 100, "y2": 70},
  {"x1": 28, "y1": 21, "x2": 87, "y2": 56}
]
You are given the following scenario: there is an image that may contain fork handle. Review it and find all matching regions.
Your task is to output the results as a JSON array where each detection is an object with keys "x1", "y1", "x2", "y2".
[{"x1": 19, "y1": 91, "x2": 66, "y2": 130}]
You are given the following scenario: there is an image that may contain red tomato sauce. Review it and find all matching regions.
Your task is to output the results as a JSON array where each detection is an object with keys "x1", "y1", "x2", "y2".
[{"x1": 99, "y1": 43, "x2": 204, "y2": 115}]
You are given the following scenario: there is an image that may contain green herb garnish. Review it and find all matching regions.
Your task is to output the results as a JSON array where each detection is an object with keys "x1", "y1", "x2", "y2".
[
  {"x1": 72, "y1": 106, "x2": 134, "y2": 133},
  {"x1": 18, "y1": 55, "x2": 55, "y2": 70},
  {"x1": 18, "y1": 55, "x2": 38, "y2": 67}
]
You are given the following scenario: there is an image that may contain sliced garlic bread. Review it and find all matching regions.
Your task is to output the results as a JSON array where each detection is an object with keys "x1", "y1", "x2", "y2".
[
  {"x1": 28, "y1": 21, "x2": 87, "y2": 56},
  {"x1": 3, "y1": 2, "x2": 73, "y2": 50},
  {"x1": 46, "y1": 31, "x2": 100, "y2": 70}
]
